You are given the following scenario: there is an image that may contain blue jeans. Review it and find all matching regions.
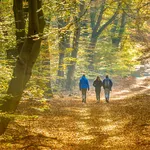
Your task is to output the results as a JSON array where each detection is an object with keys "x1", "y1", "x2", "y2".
[{"x1": 104, "y1": 88, "x2": 110, "y2": 102}]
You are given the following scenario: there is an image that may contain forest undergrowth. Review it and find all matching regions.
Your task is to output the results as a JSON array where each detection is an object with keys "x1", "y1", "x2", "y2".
[{"x1": 0, "y1": 77, "x2": 150, "y2": 150}]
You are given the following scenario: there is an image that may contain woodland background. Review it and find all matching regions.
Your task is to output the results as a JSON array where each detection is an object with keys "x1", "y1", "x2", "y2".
[{"x1": 0, "y1": 0, "x2": 150, "y2": 149}]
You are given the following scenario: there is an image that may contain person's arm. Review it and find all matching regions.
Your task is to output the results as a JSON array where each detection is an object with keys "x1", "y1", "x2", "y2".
[
  {"x1": 102, "y1": 79, "x2": 105, "y2": 88},
  {"x1": 109, "y1": 79, "x2": 113, "y2": 90},
  {"x1": 93, "y1": 81, "x2": 96, "y2": 87},
  {"x1": 79, "y1": 80, "x2": 81, "y2": 90},
  {"x1": 110, "y1": 79, "x2": 113, "y2": 87}
]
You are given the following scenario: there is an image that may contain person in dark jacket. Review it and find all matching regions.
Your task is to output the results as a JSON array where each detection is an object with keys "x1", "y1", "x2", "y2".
[
  {"x1": 93, "y1": 76, "x2": 103, "y2": 103},
  {"x1": 79, "y1": 74, "x2": 90, "y2": 103},
  {"x1": 103, "y1": 75, "x2": 113, "y2": 103}
]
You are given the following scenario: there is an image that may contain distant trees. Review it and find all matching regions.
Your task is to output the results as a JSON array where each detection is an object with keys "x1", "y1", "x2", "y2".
[
  {"x1": 0, "y1": 0, "x2": 149, "y2": 135},
  {"x1": 87, "y1": 0, "x2": 121, "y2": 70},
  {"x1": 85, "y1": 0, "x2": 149, "y2": 74}
]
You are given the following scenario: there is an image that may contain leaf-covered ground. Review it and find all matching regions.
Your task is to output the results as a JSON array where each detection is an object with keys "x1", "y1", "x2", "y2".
[{"x1": 0, "y1": 77, "x2": 150, "y2": 150}]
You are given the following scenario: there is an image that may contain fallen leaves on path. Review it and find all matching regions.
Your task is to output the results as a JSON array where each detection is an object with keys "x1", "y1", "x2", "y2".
[
  {"x1": 0, "y1": 94, "x2": 150, "y2": 150},
  {"x1": 0, "y1": 77, "x2": 150, "y2": 150}
]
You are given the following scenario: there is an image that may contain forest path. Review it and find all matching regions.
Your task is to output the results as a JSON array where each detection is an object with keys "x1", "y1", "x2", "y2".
[
  {"x1": 39, "y1": 93, "x2": 150, "y2": 150},
  {"x1": 0, "y1": 77, "x2": 150, "y2": 150}
]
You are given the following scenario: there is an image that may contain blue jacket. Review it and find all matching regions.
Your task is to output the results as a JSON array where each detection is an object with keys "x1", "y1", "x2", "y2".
[{"x1": 79, "y1": 76, "x2": 90, "y2": 90}]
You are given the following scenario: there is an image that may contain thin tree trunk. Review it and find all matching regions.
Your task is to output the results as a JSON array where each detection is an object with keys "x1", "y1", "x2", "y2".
[
  {"x1": 58, "y1": 19, "x2": 66, "y2": 78},
  {"x1": 87, "y1": 35, "x2": 98, "y2": 70},
  {"x1": 57, "y1": 19, "x2": 70, "y2": 86},
  {"x1": 0, "y1": 0, "x2": 45, "y2": 135},
  {"x1": 66, "y1": 0, "x2": 85, "y2": 90},
  {"x1": 111, "y1": 12, "x2": 126, "y2": 47},
  {"x1": 66, "y1": 17, "x2": 81, "y2": 90},
  {"x1": 42, "y1": 58, "x2": 53, "y2": 98}
]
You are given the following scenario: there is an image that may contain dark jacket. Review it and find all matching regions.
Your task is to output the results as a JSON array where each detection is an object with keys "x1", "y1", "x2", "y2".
[
  {"x1": 79, "y1": 75, "x2": 90, "y2": 90},
  {"x1": 93, "y1": 79, "x2": 103, "y2": 90},
  {"x1": 103, "y1": 78, "x2": 113, "y2": 90}
]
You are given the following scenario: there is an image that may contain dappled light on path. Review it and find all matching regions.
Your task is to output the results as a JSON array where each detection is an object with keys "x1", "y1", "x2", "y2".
[
  {"x1": 111, "y1": 77, "x2": 150, "y2": 100},
  {"x1": 0, "y1": 77, "x2": 150, "y2": 149}
]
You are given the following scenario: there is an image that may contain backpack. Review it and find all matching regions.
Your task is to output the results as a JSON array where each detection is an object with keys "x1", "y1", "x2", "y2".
[{"x1": 104, "y1": 79, "x2": 110, "y2": 88}]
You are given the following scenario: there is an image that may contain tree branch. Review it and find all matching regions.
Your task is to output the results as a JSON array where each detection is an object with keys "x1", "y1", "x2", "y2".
[
  {"x1": 96, "y1": 3, "x2": 120, "y2": 36},
  {"x1": 93, "y1": 0, "x2": 106, "y2": 32}
]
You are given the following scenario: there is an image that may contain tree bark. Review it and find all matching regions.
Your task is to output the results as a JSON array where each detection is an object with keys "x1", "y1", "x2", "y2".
[
  {"x1": 66, "y1": 0, "x2": 85, "y2": 90},
  {"x1": 42, "y1": 57, "x2": 53, "y2": 98},
  {"x1": 13, "y1": 0, "x2": 26, "y2": 54},
  {"x1": 88, "y1": 39, "x2": 98, "y2": 70},
  {"x1": 111, "y1": 12, "x2": 126, "y2": 48},
  {"x1": 0, "y1": 0, "x2": 45, "y2": 135},
  {"x1": 66, "y1": 17, "x2": 81, "y2": 90},
  {"x1": 57, "y1": 19, "x2": 70, "y2": 86},
  {"x1": 6, "y1": 0, "x2": 26, "y2": 59},
  {"x1": 88, "y1": 1, "x2": 120, "y2": 70}
]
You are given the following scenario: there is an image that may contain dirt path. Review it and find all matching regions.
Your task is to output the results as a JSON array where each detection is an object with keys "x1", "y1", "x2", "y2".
[
  {"x1": 0, "y1": 77, "x2": 150, "y2": 150},
  {"x1": 41, "y1": 94, "x2": 150, "y2": 150}
]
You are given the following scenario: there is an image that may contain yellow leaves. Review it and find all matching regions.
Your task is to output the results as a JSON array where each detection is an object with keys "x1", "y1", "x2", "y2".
[
  {"x1": 0, "y1": 112, "x2": 38, "y2": 120},
  {"x1": 1, "y1": 90, "x2": 150, "y2": 149},
  {"x1": 25, "y1": 86, "x2": 44, "y2": 99},
  {"x1": 64, "y1": 57, "x2": 77, "y2": 62},
  {"x1": 0, "y1": 63, "x2": 12, "y2": 93},
  {"x1": 31, "y1": 105, "x2": 49, "y2": 112}
]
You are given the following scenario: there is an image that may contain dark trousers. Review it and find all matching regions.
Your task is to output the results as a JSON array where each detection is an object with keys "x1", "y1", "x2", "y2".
[
  {"x1": 81, "y1": 88, "x2": 87, "y2": 103},
  {"x1": 95, "y1": 89, "x2": 101, "y2": 101}
]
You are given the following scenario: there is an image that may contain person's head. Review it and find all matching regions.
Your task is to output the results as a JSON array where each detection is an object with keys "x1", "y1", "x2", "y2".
[
  {"x1": 96, "y1": 76, "x2": 100, "y2": 80},
  {"x1": 82, "y1": 74, "x2": 85, "y2": 77},
  {"x1": 106, "y1": 75, "x2": 109, "y2": 78}
]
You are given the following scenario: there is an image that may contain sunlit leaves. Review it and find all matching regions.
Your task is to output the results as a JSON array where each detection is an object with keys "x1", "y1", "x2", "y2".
[{"x1": 0, "y1": 61, "x2": 13, "y2": 95}]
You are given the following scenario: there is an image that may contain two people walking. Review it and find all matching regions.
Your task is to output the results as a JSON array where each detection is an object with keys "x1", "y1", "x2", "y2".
[{"x1": 79, "y1": 74, "x2": 113, "y2": 103}]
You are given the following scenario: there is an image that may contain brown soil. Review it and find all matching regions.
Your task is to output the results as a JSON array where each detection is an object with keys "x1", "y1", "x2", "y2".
[{"x1": 0, "y1": 77, "x2": 150, "y2": 150}]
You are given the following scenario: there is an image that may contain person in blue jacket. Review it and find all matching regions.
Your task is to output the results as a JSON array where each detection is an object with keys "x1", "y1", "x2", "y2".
[
  {"x1": 79, "y1": 74, "x2": 90, "y2": 103},
  {"x1": 103, "y1": 75, "x2": 113, "y2": 103}
]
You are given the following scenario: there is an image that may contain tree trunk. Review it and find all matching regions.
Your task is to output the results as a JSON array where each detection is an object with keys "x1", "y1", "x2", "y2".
[
  {"x1": 88, "y1": 1, "x2": 120, "y2": 70},
  {"x1": 111, "y1": 12, "x2": 126, "y2": 48},
  {"x1": 42, "y1": 59, "x2": 53, "y2": 98},
  {"x1": 0, "y1": 0, "x2": 45, "y2": 135},
  {"x1": 66, "y1": 0, "x2": 85, "y2": 90},
  {"x1": 57, "y1": 19, "x2": 70, "y2": 86},
  {"x1": 87, "y1": 35, "x2": 98, "y2": 70},
  {"x1": 13, "y1": 0, "x2": 26, "y2": 54},
  {"x1": 66, "y1": 18, "x2": 81, "y2": 90},
  {"x1": 6, "y1": 0, "x2": 26, "y2": 59}
]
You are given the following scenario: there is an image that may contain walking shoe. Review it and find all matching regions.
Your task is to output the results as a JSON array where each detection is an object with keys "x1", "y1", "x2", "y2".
[{"x1": 106, "y1": 98, "x2": 109, "y2": 103}]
